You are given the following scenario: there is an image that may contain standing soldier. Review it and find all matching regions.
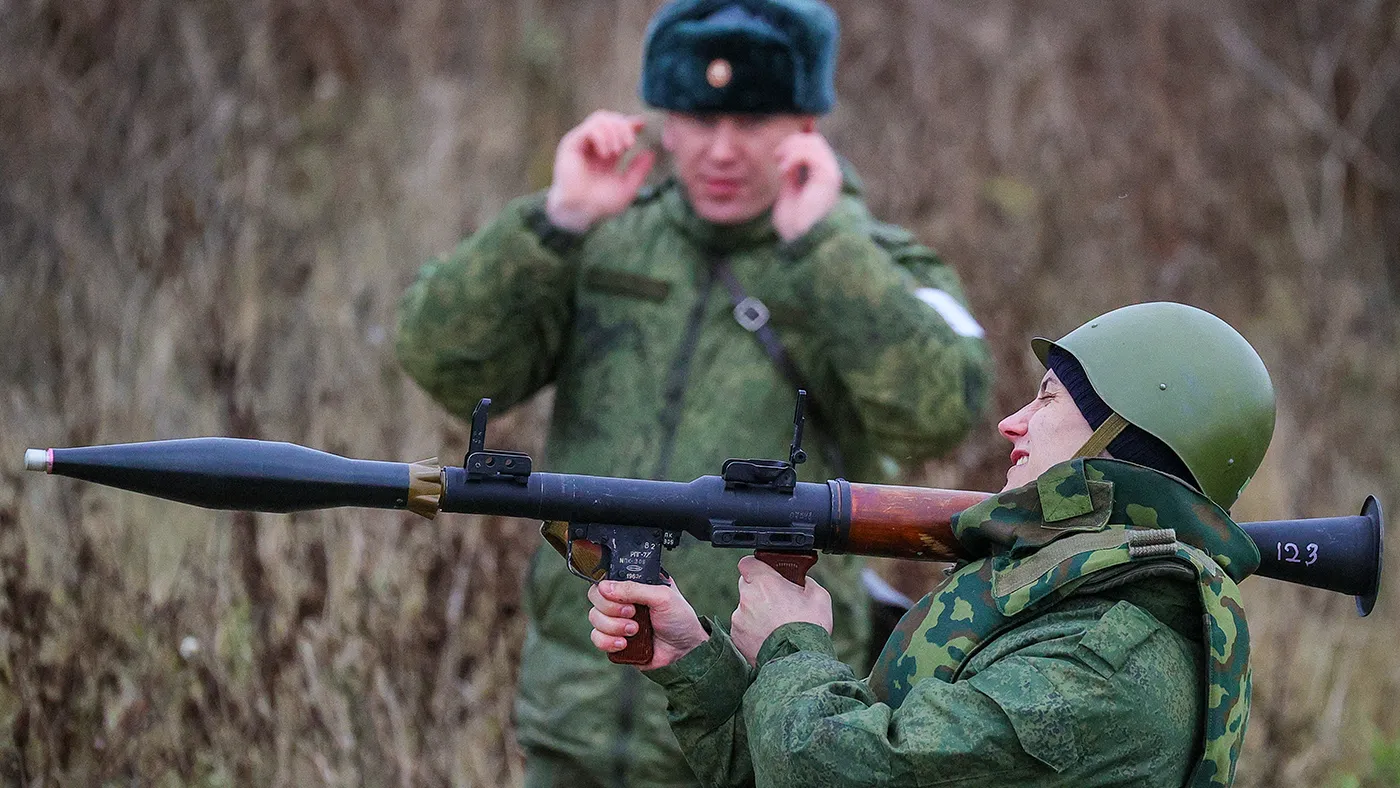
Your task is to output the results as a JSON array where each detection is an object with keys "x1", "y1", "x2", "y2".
[{"x1": 395, "y1": 0, "x2": 991, "y2": 785}]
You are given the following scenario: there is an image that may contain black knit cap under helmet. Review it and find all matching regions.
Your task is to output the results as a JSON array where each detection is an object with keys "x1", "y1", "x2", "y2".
[{"x1": 1045, "y1": 346, "x2": 1200, "y2": 490}]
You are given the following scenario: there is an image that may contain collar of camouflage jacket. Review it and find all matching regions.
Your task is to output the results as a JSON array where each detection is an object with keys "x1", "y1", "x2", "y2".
[
  {"x1": 661, "y1": 182, "x2": 781, "y2": 253},
  {"x1": 952, "y1": 458, "x2": 1261, "y2": 584}
]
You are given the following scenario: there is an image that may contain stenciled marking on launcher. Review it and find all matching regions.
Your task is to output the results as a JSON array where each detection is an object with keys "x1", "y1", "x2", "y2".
[
  {"x1": 620, "y1": 541, "x2": 660, "y2": 581},
  {"x1": 1275, "y1": 541, "x2": 1319, "y2": 567}
]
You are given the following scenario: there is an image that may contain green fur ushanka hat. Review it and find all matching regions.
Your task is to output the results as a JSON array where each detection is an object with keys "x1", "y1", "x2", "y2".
[{"x1": 640, "y1": 0, "x2": 839, "y2": 115}]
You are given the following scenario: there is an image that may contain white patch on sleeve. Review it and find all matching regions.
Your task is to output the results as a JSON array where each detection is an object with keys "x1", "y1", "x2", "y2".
[{"x1": 914, "y1": 288, "x2": 985, "y2": 338}]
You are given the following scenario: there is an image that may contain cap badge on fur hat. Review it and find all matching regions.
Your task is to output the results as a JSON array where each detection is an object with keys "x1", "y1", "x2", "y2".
[{"x1": 706, "y1": 58, "x2": 733, "y2": 88}]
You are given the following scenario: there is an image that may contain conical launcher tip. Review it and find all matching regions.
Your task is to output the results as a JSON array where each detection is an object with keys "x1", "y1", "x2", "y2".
[{"x1": 24, "y1": 449, "x2": 50, "y2": 473}]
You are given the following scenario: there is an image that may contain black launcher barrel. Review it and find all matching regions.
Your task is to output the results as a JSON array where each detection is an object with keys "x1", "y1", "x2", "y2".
[{"x1": 23, "y1": 439, "x2": 1387, "y2": 616}]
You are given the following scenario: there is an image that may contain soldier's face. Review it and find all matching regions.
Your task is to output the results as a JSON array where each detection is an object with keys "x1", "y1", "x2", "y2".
[
  {"x1": 997, "y1": 370, "x2": 1096, "y2": 491},
  {"x1": 662, "y1": 112, "x2": 815, "y2": 225}
]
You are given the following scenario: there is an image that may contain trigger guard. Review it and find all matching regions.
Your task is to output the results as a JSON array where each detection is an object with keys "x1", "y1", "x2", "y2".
[{"x1": 566, "y1": 537, "x2": 607, "y2": 584}]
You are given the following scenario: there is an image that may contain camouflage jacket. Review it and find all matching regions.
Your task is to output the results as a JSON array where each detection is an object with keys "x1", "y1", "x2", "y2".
[
  {"x1": 396, "y1": 173, "x2": 991, "y2": 786},
  {"x1": 646, "y1": 460, "x2": 1259, "y2": 787}
]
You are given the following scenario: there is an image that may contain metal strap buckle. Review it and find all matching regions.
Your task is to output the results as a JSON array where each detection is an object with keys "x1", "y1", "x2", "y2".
[{"x1": 733, "y1": 296, "x2": 770, "y2": 332}]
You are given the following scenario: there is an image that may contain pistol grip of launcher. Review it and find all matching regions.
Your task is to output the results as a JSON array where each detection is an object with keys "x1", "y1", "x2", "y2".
[
  {"x1": 755, "y1": 549, "x2": 819, "y2": 585},
  {"x1": 601, "y1": 527, "x2": 666, "y2": 666},
  {"x1": 608, "y1": 551, "x2": 818, "y2": 665},
  {"x1": 609, "y1": 604, "x2": 656, "y2": 666}
]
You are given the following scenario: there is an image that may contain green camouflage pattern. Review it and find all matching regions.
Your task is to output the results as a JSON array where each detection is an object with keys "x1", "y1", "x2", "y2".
[
  {"x1": 868, "y1": 458, "x2": 1258, "y2": 787},
  {"x1": 396, "y1": 171, "x2": 990, "y2": 786},
  {"x1": 643, "y1": 459, "x2": 1255, "y2": 787},
  {"x1": 651, "y1": 571, "x2": 1214, "y2": 786}
]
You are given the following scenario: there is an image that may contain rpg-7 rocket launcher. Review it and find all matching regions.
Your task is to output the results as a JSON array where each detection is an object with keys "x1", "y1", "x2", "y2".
[{"x1": 24, "y1": 393, "x2": 1384, "y2": 665}]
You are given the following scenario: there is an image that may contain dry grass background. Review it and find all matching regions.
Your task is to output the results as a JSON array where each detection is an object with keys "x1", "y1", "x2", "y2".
[{"x1": 1, "y1": 0, "x2": 1398, "y2": 785}]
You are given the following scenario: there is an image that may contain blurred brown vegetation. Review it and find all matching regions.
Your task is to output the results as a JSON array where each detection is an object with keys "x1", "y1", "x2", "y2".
[{"x1": 1, "y1": 0, "x2": 1397, "y2": 785}]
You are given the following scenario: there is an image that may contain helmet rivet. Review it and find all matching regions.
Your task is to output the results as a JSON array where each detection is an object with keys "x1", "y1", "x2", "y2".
[
  {"x1": 1090, "y1": 322, "x2": 1098, "y2": 328},
  {"x1": 1227, "y1": 458, "x2": 1235, "y2": 466},
  {"x1": 1159, "y1": 383, "x2": 1168, "y2": 390}
]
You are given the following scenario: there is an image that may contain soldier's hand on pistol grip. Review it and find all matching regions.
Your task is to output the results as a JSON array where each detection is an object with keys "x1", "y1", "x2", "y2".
[
  {"x1": 545, "y1": 111, "x2": 658, "y2": 232},
  {"x1": 588, "y1": 578, "x2": 708, "y2": 670},
  {"x1": 731, "y1": 555, "x2": 833, "y2": 665},
  {"x1": 771, "y1": 131, "x2": 842, "y2": 242}
]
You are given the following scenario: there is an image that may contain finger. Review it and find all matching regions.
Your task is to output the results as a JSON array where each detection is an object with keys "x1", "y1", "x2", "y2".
[
  {"x1": 775, "y1": 143, "x2": 803, "y2": 173},
  {"x1": 587, "y1": 583, "x2": 636, "y2": 619},
  {"x1": 779, "y1": 134, "x2": 836, "y2": 179},
  {"x1": 579, "y1": 111, "x2": 628, "y2": 146},
  {"x1": 729, "y1": 605, "x2": 747, "y2": 632},
  {"x1": 585, "y1": 110, "x2": 624, "y2": 136},
  {"x1": 737, "y1": 554, "x2": 784, "y2": 582},
  {"x1": 600, "y1": 121, "x2": 625, "y2": 158},
  {"x1": 590, "y1": 627, "x2": 630, "y2": 653},
  {"x1": 621, "y1": 115, "x2": 647, "y2": 149},
  {"x1": 776, "y1": 152, "x2": 810, "y2": 194},
  {"x1": 785, "y1": 154, "x2": 814, "y2": 188},
  {"x1": 794, "y1": 162, "x2": 810, "y2": 189},
  {"x1": 606, "y1": 115, "x2": 637, "y2": 156},
  {"x1": 577, "y1": 127, "x2": 603, "y2": 160},
  {"x1": 584, "y1": 109, "x2": 618, "y2": 127},
  {"x1": 585, "y1": 124, "x2": 622, "y2": 162},
  {"x1": 589, "y1": 606, "x2": 640, "y2": 637},
  {"x1": 737, "y1": 555, "x2": 754, "y2": 584},
  {"x1": 619, "y1": 149, "x2": 657, "y2": 192},
  {"x1": 805, "y1": 575, "x2": 829, "y2": 597},
  {"x1": 599, "y1": 579, "x2": 676, "y2": 608},
  {"x1": 804, "y1": 147, "x2": 841, "y2": 188}
]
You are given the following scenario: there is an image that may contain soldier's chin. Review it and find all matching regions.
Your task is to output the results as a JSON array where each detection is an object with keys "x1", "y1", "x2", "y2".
[
  {"x1": 1001, "y1": 466, "x2": 1031, "y2": 492},
  {"x1": 693, "y1": 196, "x2": 764, "y2": 226}
]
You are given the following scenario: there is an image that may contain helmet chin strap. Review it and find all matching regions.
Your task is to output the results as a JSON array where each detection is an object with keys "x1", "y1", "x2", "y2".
[{"x1": 1073, "y1": 412, "x2": 1129, "y2": 460}]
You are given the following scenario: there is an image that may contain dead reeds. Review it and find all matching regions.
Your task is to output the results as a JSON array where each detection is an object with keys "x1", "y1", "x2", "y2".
[{"x1": 2, "y1": 1, "x2": 1397, "y2": 785}]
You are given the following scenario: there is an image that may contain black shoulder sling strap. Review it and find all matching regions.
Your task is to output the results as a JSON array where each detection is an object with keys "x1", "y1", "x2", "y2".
[
  {"x1": 712, "y1": 256, "x2": 846, "y2": 479},
  {"x1": 714, "y1": 259, "x2": 915, "y2": 654}
]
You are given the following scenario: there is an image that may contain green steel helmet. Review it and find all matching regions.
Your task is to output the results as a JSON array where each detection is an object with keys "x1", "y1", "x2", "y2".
[{"x1": 1030, "y1": 302, "x2": 1276, "y2": 510}]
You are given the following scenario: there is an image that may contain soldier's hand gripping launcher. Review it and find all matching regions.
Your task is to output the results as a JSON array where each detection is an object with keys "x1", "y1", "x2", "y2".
[{"x1": 25, "y1": 394, "x2": 1385, "y2": 665}]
